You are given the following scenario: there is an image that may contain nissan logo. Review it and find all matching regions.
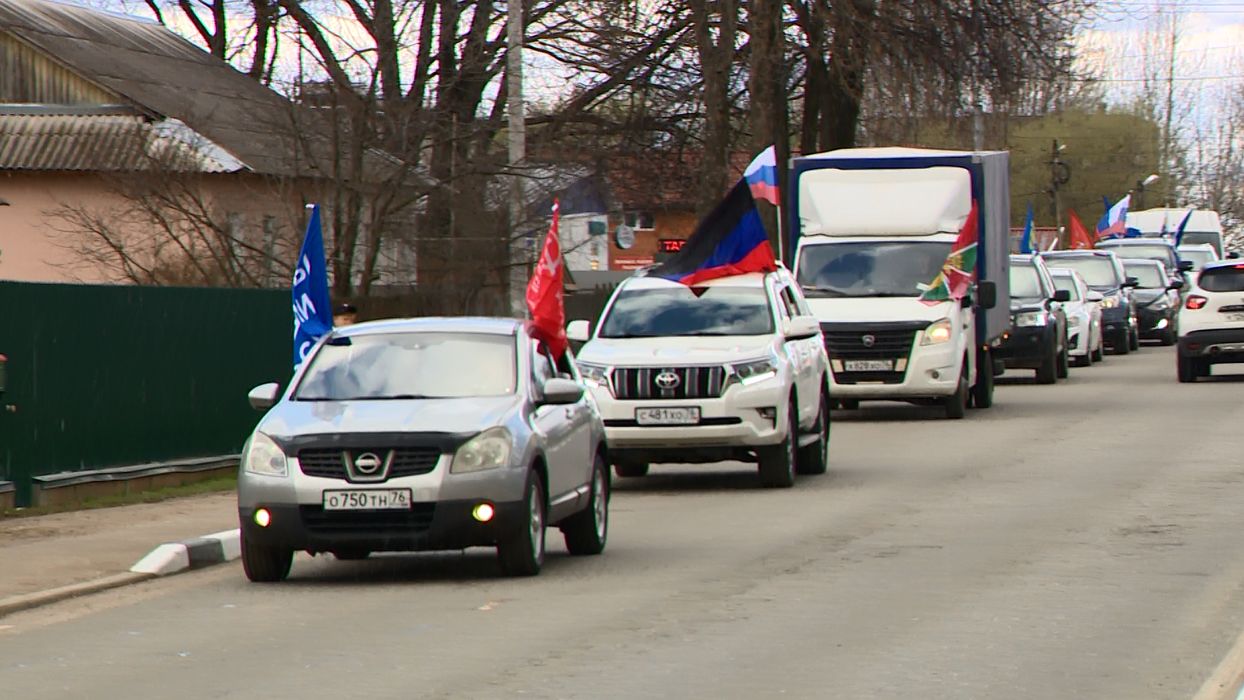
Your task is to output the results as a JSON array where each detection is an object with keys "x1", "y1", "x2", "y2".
[
  {"x1": 654, "y1": 371, "x2": 681, "y2": 389},
  {"x1": 861, "y1": 334, "x2": 876, "y2": 348},
  {"x1": 354, "y1": 452, "x2": 383, "y2": 475}
]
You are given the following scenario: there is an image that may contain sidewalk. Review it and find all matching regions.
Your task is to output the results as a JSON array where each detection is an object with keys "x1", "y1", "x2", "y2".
[{"x1": 0, "y1": 492, "x2": 237, "y2": 600}]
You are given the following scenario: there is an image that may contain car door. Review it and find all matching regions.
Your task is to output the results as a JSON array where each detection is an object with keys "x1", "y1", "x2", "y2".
[
  {"x1": 775, "y1": 280, "x2": 818, "y2": 425},
  {"x1": 529, "y1": 342, "x2": 593, "y2": 506}
]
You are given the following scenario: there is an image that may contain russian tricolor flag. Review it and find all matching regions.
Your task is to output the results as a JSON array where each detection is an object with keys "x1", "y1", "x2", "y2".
[
  {"x1": 652, "y1": 179, "x2": 777, "y2": 286},
  {"x1": 1096, "y1": 194, "x2": 1130, "y2": 241},
  {"x1": 744, "y1": 145, "x2": 780, "y2": 206}
]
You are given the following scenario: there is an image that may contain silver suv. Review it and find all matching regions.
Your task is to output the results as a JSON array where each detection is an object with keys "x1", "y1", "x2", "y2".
[{"x1": 238, "y1": 317, "x2": 608, "y2": 581}]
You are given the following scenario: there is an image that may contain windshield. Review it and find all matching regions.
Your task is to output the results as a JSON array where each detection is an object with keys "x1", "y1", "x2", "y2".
[
  {"x1": 599, "y1": 285, "x2": 774, "y2": 338},
  {"x1": 796, "y1": 241, "x2": 953, "y2": 297},
  {"x1": 1180, "y1": 249, "x2": 1216, "y2": 269},
  {"x1": 1050, "y1": 275, "x2": 1081, "y2": 300},
  {"x1": 1199, "y1": 266, "x2": 1244, "y2": 292},
  {"x1": 1099, "y1": 243, "x2": 1176, "y2": 266},
  {"x1": 1181, "y1": 232, "x2": 1221, "y2": 252},
  {"x1": 1123, "y1": 262, "x2": 1166, "y2": 289},
  {"x1": 1010, "y1": 264, "x2": 1045, "y2": 299},
  {"x1": 1042, "y1": 256, "x2": 1119, "y2": 288},
  {"x1": 294, "y1": 332, "x2": 517, "y2": 400}
]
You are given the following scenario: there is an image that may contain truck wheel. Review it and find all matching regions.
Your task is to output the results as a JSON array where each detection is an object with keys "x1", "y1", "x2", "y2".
[
  {"x1": 1112, "y1": 330, "x2": 1130, "y2": 355},
  {"x1": 796, "y1": 391, "x2": 829, "y2": 475},
  {"x1": 944, "y1": 362, "x2": 968, "y2": 419},
  {"x1": 1035, "y1": 340, "x2": 1058, "y2": 385},
  {"x1": 758, "y1": 401, "x2": 797, "y2": 488},
  {"x1": 241, "y1": 532, "x2": 293, "y2": 583},
  {"x1": 613, "y1": 461, "x2": 649, "y2": 478},
  {"x1": 562, "y1": 455, "x2": 609, "y2": 556},
  {"x1": 1056, "y1": 343, "x2": 1070, "y2": 378},
  {"x1": 497, "y1": 471, "x2": 545, "y2": 577},
  {"x1": 1177, "y1": 353, "x2": 1198, "y2": 383}
]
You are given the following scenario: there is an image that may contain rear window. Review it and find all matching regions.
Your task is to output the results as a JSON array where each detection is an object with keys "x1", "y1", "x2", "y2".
[{"x1": 1199, "y1": 266, "x2": 1244, "y2": 293}]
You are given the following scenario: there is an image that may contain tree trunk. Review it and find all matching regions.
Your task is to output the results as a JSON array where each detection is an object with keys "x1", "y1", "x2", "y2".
[{"x1": 691, "y1": 0, "x2": 739, "y2": 218}]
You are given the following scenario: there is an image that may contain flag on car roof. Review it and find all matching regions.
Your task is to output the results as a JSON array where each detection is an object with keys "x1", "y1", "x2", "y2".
[
  {"x1": 919, "y1": 201, "x2": 979, "y2": 306},
  {"x1": 291, "y1": 204, "x2": 333, "y2": 370},
  {"x1": 743, "y1": 145, "x2": 780, "y2": 207},
  {"x1": 526, "y1": 199, "x2": 568, "y2": 359},
  {"x1": 1096, "y1": 194, "x2": 1130, "y2": 240},
  {"x1": 1174, "y1": 208, "x2": 1195, "y2": 247},
  {"x1": 1067, "y1": 209, "x2": 1094, "y2": 250},
  {"x1": 650, "y1": 179, "x2": 777, "y2": 286},
  {"x1": 1019, "y1": 202, "x2": 1035, "y2": 254}
]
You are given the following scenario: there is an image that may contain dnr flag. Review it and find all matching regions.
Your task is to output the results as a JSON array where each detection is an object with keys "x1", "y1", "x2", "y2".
[
  {"x1": 919, "y1": 201, "x2": 979, "y2": 306},
  {"x1": 652, "y1": 179, "x2": 777, "y2": 286}
]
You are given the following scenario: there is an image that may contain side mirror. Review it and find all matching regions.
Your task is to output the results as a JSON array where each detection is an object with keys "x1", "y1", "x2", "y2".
[
  {"x1": 977, "y1": 281, "x2": 998, "y2": 309},
  {"x1": 1178, "y1": 260, "x2": 1195, "y2": 272},
  {"x1": 1229, "y1": 252, "x2": 1241, "y2": 259},
  {"x1": 1052, "y1": 289, "x2": 1072, "y2": 303},
  {"x1": 566, "y1": 319, "x2": 591, "y2": 343},
  {"x1": 541, "y1": 377, "x2": 584, "y2": 405},
  {"x1": 1086, "y1": 291, "x2": 1104, "y2": 302},
  {"x1": 1169, "y1": 279, "x2": 1185, "y2": 290},
  {"x1": 1123, "y1": 276, "x2": 1140, "y2": 288},
  {"x1": 782, "y1": 316, "x2": 821, "y2": 340},
  {"x1": 248, "y1": 382, "x2": 281, "y2": 411}
]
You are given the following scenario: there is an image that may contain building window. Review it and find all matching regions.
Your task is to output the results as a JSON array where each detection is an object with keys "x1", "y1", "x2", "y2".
[{"x1": 624, "y1": 211, "x2": 655, "y2": 230}]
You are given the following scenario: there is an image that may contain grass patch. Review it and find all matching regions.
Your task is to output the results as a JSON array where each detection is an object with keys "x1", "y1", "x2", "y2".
[{"x1": 1, "y1": 475, "x2": 237, "y2": 519}]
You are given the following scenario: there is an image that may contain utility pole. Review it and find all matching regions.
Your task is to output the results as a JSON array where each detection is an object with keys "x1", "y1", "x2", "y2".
[
  {"x1": 971, "y1": 0, "x2": 984, "y2": 151},
  {"x1": 1047, "y1": 139, "x2": 1070, "y2": 241},
  {"x1": 506, "y1": 0, "x2": 527, "y2": 318}
]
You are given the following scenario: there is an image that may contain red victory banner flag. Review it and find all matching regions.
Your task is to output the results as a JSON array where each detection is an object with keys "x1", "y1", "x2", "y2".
[{"x1": 526, "y1": 200, "x2": 568, "y2": 358}]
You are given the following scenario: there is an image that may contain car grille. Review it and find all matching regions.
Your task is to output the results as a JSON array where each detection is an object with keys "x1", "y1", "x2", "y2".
[
  {"x1": 610, "y1": 366, "x2": 727, "y2": 400},
  {"x1": 821, "y1": 322, "x2": 928, "y2": 385},
  {"x1": 299, "y1": 504, "x2": 436, "y2": 536},
  {"x1": 297, "y1": 448, "x2": 440, "y2": 482}
]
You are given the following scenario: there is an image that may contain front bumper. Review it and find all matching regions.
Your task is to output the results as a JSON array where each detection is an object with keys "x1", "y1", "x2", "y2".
[
  {"x1": 1137, "y1": 305, "x2": 1176, "y2": 337},
  {"x1": 995, "y1": 325, "x2": 1054, "y2": 369},
  {"x1": 1179, "y1": 328, "x2": 1244, "y2": 364},
  {"x1": 1102, "y1": 307, "x2": 1134, "y2": 342},
  {"x1": 827, "y1": 343, "x2": 961, "y2": 400}
]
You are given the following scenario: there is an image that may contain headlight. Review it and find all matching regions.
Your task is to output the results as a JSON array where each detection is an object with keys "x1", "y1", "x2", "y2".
[
  {"x1": 920, "y1": 318, "x2": 953, "y2": 345},
  {"x1": 450, "y1": 427, "x2": 512, "y2": 473},
  {"x1": 730, "y1": 356, "x2": 780, "y2": 385},
  {"x1": 243, "y1": 432, "x2": 288, "y2": 477},
  {"x1": 577, "y1": 361, "x2": 609, "y2": 385},
  {"x1": 1014, "y1": 311, "x2": 1049, "y2": 327},
  {"x1": 1099, "y1": 295, "x2": 1120, "y2": 309}
]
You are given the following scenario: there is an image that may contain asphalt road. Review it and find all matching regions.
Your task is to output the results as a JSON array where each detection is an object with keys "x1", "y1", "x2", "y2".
[{"x1": 4, "y1": 344, "x2": 1244, "y2": 699}]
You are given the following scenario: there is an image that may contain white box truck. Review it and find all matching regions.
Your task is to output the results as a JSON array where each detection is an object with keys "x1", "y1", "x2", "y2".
[
  {"x1": 787, "y1": 147, "x2": 1010, "y2": 418},
  {"x1": 1126, "y1": 208, "x2": 1225, "y2": 256}
]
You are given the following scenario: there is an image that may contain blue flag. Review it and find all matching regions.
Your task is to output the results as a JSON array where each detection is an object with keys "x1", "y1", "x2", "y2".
[
  {"x1": 1174, "y1": 208, "x2": 1194, "y2": 247},
  {"x1": 1019, "y1": 203, "x2": 1035, "y2": 254},
  {"x1": 292, "y1": 204, "x2": 333, "y2": 369}
]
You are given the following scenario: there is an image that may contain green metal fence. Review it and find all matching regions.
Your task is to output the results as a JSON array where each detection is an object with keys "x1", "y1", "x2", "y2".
[{"x1": 0, "y1": 282, "x2": 290, "y2": 506}]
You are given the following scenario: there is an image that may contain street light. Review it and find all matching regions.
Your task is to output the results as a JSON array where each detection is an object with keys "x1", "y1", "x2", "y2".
[{"x1": 1133, "y1": 173, "x2": 1160, "y2": 210}]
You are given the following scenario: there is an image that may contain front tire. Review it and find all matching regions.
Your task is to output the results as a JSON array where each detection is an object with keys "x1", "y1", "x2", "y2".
[
  {"x1": 1177, "y1": 353, "x2": 1198, "y2": 383},
  {"x1": 562, "y1": 455, "x2": 609, "y2": 556},
  {"x1": 498, "y1": 471, "x2": 545, "y2": 577},
  {"x1": 1035, "y1": 339, "x2": 1058, "y2": 385},
  {"x1": 1159, "y1": 326, "x2": 1177, "y2": 346},
  {"x1": 758, "y1": 400, "x2": 798, "y2": 488},
  {"x1": 944, "y1": 362, "x2": 968, "y2": 419},
  {"x1": 1113, "y1": 330, "x2": 1131, "y2": 355},
  {"x1": 1056, "y1": 341, "x2": 1070, "y2": 378},
  {"x1": 796, "y1": 390, "x2": 830, "y2": 475},
  {"x1": 241, "y1": 532, "x2": 293, "y2": 583},
  {"x1": 1129, "y1": 327, "x2": 1140, "y2": 351}
]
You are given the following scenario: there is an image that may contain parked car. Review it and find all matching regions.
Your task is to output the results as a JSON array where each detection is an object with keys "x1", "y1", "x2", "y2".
[
  {"x1": 996, "y1": 254, "x2": 1070, "y2": 384},
  {"x1": 568, "y1": 266, "x2": 831, "y2": 487},
  {"x1": 1177, "y1": 261, "x2": 1244, "y2": 382},
  {"x1": 1123, "y1": 258, "x2": 1183, "y2": 345},
  {"x1": 1049, "y1": 268, "x2": 1104, "y2": 366},
  {"x1": 1097, "y1": 238, "x2": 1193, "y2": 287},
  {"x1": 237, "y1": 317, "x2": 610, "y2": 582},
  {"x1": 1177, "y1": 243, "x2": 1219, "y2": 273},
  {"x1": 1042, "y1": 249, "x2": 1140, "y2": 353}
]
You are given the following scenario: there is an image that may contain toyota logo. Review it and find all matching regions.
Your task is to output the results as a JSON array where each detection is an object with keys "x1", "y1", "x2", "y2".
[
  {"x1": 654, "y1": 371, "x2": 681, "y2": 389},
  {"x1": 861, "y1": 334, "x2": 876, "y2": 348},
  {"x1": 354, "y1": 452, "x2": 383, "y2": 475}
]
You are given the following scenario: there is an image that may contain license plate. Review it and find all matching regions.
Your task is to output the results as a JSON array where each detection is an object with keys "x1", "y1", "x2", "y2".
[
  {"x1": 323, "y1": 489, "x2": 412, "y2": 511},
  {"x1": 844, "y1": 359, "x2": 894, "y2": 372},
  {"x1": 635, "y1": 406, "x2": 701, "y2": 425},
  {"x1": 1226, "y1": 313, "x2": 1244, "y2": 322}
]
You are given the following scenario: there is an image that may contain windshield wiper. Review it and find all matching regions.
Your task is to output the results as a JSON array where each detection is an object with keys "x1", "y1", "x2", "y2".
[{"x1": 800, "y1": 286, "x2": 851, "y2": 297}]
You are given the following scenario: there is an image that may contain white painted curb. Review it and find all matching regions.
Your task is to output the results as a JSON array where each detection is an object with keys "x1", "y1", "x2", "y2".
[{"x1": 129, "y1": 528, "x2": 242, "y2": 576}]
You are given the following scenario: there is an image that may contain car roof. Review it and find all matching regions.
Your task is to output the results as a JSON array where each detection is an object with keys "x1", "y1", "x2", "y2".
[
  {"x1": 1048, "y1": 267, "x2": 1083, "y2": 277},
  {"x1": 1121, "y1": 257, "x2": 1164, "y2": 267},
  {"x1": 1096, "y1": 238, "x2": 1174, "y2": 247},
  {"x1": 623, "y1": 271, "x2": 770, "y2": 290},
  {"x1": 1201, "y1": 260, "x2": 1244, "y2": 272},
  {"x1": 1178, "y1": 243, "x2": 1216, "y2": 251},
  {"x1": 1042, "y1": 249, "x2": 1113, "y2": 258},
  {"x1": 332, "y1": 316, "x2": 524, "y2": 337}
]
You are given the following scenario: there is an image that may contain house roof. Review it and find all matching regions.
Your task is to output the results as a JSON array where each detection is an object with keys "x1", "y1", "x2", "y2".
[
  {"x1": 0, "y1": 0, "x2": 320, "y2": 176},
  {"x1": 598, "y1": 150, "x2": 753, "y2": 210}
]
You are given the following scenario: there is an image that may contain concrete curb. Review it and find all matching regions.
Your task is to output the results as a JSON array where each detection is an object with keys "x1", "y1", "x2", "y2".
[{"x1": 0, "y1": 528, "x2": 241, "y2": 619}]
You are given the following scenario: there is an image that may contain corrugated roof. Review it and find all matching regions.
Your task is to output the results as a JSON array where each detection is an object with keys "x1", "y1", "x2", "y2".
[{"x1": 0, "y1": 0, "x2": 324, "y2": 177}]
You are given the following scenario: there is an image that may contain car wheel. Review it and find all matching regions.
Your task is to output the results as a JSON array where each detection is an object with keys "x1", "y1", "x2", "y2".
[
  {"x1": 758, "y1": 400, "x2": 797, "y2": 488},
  {"x1": 970, "y1": 348, "x2": 994, "y2": 409},
  {"x1": 1035, "y1": 340, "x2": 1058, "y2": 385},
  {"x1": 1113, "y1": 330, "x2": 1130, "y2": 355},
  {"x1": 1177, "y1": 353, "x2": 1198, "y2": 383},
  {"x1": 241, "y1": 532, "x2": 293, "y2": 583},
  {"x1": 498, "y1": 470, "x2": 545, "y2": 577},
  {"x1": 944, "y1": 361, "x2": 968, "y2": 419},
  {"x1": 1159, "y1": 327, "x2": 1177, "y2": 346},
  {"x1": 613, "y1": 461, "x2": 649, "y2": 478},
  {"x1": 796, "y1": 390, "x2": 830, "y2": 475},
  {"x1": 332, "y1": 549, "x2": 371, "y2": 561},
  {"x1": 562, "y1": 454, "x2": 609, "y2": 556},
  {"x1": 1091, "y1": 337, "x2": 1104, "y2": 363},
  {"x1": 1056, "y1": 343, "x2": 1070, "y2": 378},
  {"x1": 1072, "y1": 352, "x2": 1090, "y2": 368},
  {"x1": 1129, "y1": 327, "x2": 1140, "y2": 351}
]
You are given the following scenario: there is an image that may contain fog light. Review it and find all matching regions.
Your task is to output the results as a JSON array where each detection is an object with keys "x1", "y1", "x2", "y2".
[
  {"x1": 254, "y1": 508, "x2": 271, "y2": 528},
  {"x1": 472, "y1": 503, "x2": 495, "y2": 523},
  {"x1": 1156, "y1": 319, "x2": 1169, "y2": 329}
]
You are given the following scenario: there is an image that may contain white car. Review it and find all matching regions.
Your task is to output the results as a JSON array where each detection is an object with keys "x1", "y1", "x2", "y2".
[
  {"x1": 1178, "y1": 243, "x2": 1219, "y2": 273},
  {"x1": 1049, "y1": 268, "x2": 1104, "y2": 366},
  {"x1": 1176, "y1": 260, "x2": 1244, "y2": 382},
  {"x1": 567, "y1": 267, "x2": 831, "y2": 488}
]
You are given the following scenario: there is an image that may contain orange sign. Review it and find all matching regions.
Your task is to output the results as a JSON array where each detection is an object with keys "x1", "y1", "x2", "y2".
[{"x1": 613, "y1": 256, "x2": 655, "y2": 271}]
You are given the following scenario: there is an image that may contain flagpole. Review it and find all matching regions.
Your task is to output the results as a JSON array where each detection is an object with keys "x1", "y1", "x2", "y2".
[{"x1": 775, "y1": 203, "x2": 786, "y2": 264}]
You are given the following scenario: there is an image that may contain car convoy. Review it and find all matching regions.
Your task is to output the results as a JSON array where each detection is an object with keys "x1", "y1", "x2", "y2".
[{"x1": 235, "y1": 146, "x2": 1237, "y2": 582}]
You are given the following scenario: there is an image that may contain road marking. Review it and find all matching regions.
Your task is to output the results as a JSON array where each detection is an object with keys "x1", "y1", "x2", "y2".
[{"x1": 1194, "y1": 625, "x2": 1244, "y2": 700}]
